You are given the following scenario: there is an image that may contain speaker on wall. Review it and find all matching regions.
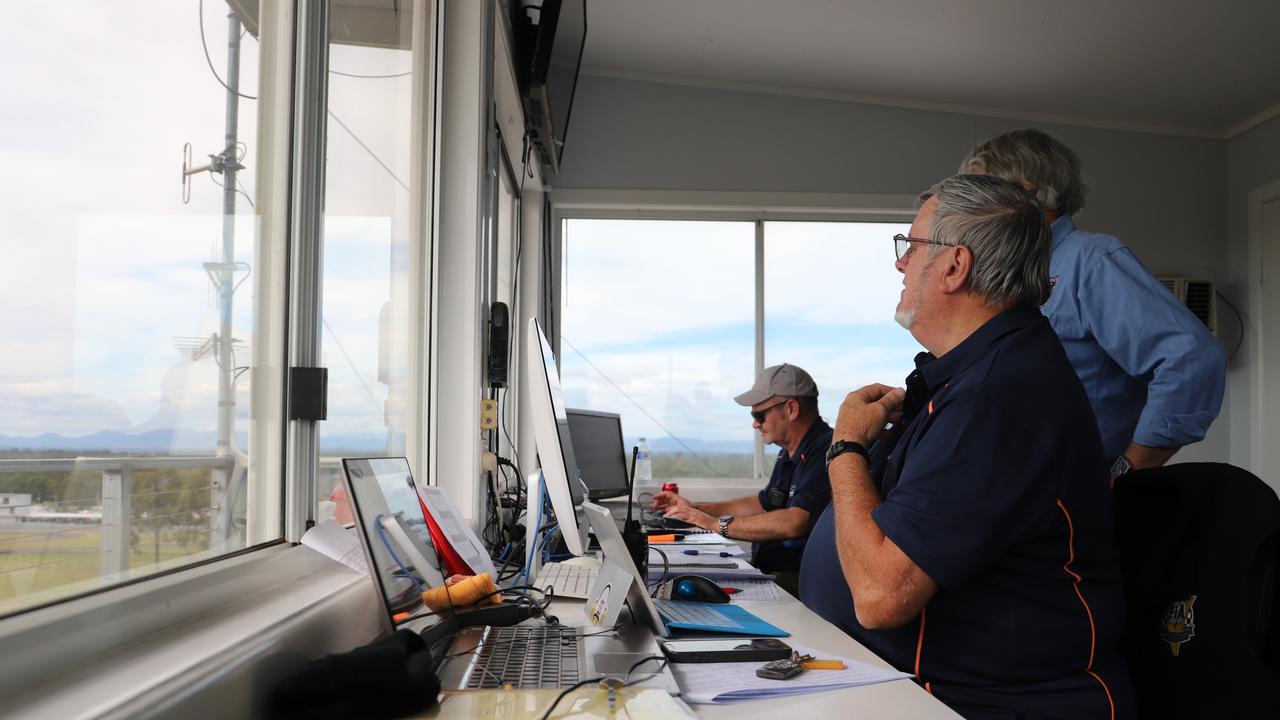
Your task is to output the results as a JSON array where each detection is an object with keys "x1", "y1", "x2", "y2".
[{"x1": 488, "y1": 301, "x2": 510, "y2": 388}]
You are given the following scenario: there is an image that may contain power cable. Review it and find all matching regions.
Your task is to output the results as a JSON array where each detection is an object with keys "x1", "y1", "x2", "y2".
[
  {"x1": 328, "y1": 110, "x2": 410, "y2": 192},
  {"x1": 198, "y1": 0, "x2": 258, "y2": 101}
]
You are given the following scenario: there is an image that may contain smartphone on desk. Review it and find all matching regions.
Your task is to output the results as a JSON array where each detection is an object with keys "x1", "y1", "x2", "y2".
[{"x1": 658, "y1": 638, "x2": 791, "y2": 663}]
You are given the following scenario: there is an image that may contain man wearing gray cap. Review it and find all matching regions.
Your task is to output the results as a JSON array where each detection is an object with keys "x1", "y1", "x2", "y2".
[{"x1": 651, "y1": 363, "x2": 833, "y2": 596}]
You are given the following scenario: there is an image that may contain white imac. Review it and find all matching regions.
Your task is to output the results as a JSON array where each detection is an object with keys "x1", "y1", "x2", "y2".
[{"x1": 525, "y1": 318, "x2": 591, "y2": 566}]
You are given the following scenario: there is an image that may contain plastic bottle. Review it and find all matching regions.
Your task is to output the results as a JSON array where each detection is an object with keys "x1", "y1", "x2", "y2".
[{"x1": 635, "y1": 437, "x2": 653, "y2": 485}]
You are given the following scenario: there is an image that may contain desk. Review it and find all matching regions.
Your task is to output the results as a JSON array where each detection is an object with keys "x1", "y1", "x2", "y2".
[{"x1": 535, "y1": 567, "x2": 958, "y2": 718}]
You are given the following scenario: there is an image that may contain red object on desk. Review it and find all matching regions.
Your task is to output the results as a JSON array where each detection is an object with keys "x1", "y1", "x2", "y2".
[
  {"x1": 662, "y1": 482, "x2": 680, "y2": 494},
  {"x1": 721, "y1": 587, "x2": 741, "y2": 595}
]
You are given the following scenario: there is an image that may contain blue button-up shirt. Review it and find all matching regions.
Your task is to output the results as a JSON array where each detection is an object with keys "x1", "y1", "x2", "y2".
[{"x1": 1045, "y1": 216, "x2": 1225, "y2": 459}]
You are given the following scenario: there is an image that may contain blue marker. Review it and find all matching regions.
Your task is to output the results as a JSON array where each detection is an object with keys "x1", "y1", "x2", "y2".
[{"x1": 682, "y1": 549, "x2": 732, "y2": 557}]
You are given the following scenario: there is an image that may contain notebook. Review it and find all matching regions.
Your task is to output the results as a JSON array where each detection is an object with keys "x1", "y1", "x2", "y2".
[
  {"x1": 340, "y1": 458, "x2": 679, "y2": 692},
  {"x1": 582, "y1": 502, "x2": 789, "y2": 638}
]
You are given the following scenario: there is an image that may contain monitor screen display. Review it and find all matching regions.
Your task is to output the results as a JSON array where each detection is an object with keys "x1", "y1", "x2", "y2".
[{"x1": 566, "y1": 408, "x2": 630, "y2": 501}]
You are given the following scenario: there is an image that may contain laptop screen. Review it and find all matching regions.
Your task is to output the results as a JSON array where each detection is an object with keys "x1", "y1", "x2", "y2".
[{"x1": 341, "y1": 457, "x2": 443, "y2": 630}]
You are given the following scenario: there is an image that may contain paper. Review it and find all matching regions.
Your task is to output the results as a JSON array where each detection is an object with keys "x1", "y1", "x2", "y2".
[
  {"x1": 300, "y1": 520, "x2": 370, "y2": 577},
  {"x1": 417, "y1": 485, "x2": 498, "y2": 579},
  {"x1": 724, "y1": 579, "x2": 781, "y2": 601},
  {"x1": 668, "y1": 645, "x2": 911, "y2": 704}
]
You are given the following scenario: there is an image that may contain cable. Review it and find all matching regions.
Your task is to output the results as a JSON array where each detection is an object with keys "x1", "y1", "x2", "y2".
[
  {"x1": 328, "y1": 110, "x2": 410, "y2": 192},
  {"x1": 537, "y1": 677, "x2": 607, "y2": 720},
  {"x1": 330, "y1": 69, "x2": 412, "y2": 79},
  {"x1": 560, "y1": 336, "x2": 725, "y2": 477},
  {"x1": 374, "y1": 513, "x2": 425, "y2": 594},
  {"x1": 647, "y1": 546, "x2": 670, "y2": 596},
  {"x1": 198, "y1": 0, "x2": 258, "y2": 101},
  {"x1": 623, "y1": 655, "x2": 668, "y2": 685},
  {"x1": 1215, "y1": 289, "x2": 1245, "y2": 360},
  {"x1": 322, "y1": 318, "x2": 383, "y2": 413}
]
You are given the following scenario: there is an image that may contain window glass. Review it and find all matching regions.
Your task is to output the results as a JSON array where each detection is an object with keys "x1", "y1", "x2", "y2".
[
  {"x1": 0, "y1": 1, "x2": 273, "y2": 616},
  {"x1": 764, "y1": 221, "x2": 919, "y2": 427},
  {"x1": 318, "y1": 6, "x2": 423, "y2": 503},
  {"x1": 559, "y1": 219, "x2": 755, "y2": 487}
]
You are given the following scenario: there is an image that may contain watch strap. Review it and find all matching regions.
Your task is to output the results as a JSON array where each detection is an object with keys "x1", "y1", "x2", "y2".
[{"x1": 826, "y1": 439, "x2": 869, "y2": 466}]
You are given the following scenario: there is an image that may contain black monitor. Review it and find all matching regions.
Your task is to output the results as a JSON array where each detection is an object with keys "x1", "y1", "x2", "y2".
[
  {"x1": 511, "y1": 0, "x2": 586, "y2": 174},
  {"x1": 565, "y1": 408, "x2": 630, "y2": 501}
]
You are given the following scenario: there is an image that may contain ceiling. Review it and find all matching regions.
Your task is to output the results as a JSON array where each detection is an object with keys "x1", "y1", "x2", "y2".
[{"x1": 572, "y1": 0, "x2": 1280, "y2": 139}]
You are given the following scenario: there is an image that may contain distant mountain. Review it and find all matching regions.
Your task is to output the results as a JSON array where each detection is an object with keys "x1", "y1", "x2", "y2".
[
  {"x1": 626, "y1": 436, "x2": 755, "y2": 455},
  {"x1": 0, "y1": 429, "x2": 391, "y2": 454}
]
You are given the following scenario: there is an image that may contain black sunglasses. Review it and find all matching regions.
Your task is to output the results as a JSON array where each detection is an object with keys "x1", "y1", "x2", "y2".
[{"x1": 751, "y1": 400, "x2": 790, "y2": 424}]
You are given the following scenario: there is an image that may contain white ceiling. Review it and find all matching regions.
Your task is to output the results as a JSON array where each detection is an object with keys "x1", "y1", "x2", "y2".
[{"x1": 574, "y1": 0, "x2": 1280, "y2": 138}]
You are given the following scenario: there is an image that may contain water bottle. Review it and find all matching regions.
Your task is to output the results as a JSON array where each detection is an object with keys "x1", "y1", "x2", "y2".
[{"x1": 635, "y1": 437, "x2": 653, "y2": 485}]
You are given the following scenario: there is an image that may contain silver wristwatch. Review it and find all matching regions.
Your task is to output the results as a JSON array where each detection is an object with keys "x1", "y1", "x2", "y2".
[{"x1": 718, "y1": 515, "x2": 734, "y2": 538}]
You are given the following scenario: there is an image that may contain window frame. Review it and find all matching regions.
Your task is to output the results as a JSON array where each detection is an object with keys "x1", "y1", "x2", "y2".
[
  {"x1": 0, "y1": 0, "x2": 444, "y2": 703},
  {"x1": 549, "y1": 189, "x2": 917, "y2": 479}
]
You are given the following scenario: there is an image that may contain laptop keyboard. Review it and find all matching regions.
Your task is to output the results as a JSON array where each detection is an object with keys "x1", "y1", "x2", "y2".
[
  {"x1": 534, "y1": 561, "x2": 598, "y2": 599},
  {"x1": 464, "y1": 625, "x2": 582, "y2": 689},
  {"x1": 653, "y1": 599, "x2": 739, "y2": 629}
]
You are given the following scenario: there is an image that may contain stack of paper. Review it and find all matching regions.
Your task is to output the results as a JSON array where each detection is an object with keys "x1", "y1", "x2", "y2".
[{"x1": 669, "y1": 646, "x2": 911, "y2": 704}]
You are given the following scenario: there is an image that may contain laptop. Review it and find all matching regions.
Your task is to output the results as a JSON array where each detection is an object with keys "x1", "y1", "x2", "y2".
[
  {"x1": 340, "y1": 457, "x2": 679, "y2": 692},
  {"x1": 582, "y1": 502, "x2": 789, "y2": 637}
]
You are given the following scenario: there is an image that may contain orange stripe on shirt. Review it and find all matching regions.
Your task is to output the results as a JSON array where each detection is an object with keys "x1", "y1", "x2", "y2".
[
  {"x1": 1057, "y1": 499, "x2": 1116, "y2": 720},
  {"x1": 927, "y1": 400, "x2": 933, "y2": 415},
  {"x1": 914, "y1": 607, "x2": 928, "y2": 689}
]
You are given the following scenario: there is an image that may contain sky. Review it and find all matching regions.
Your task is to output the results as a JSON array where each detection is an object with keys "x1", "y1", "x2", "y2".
[
  {"x1": 0, "y1": 1, "x2": 415, "y2": 451},
  {"x1": 559, "y1": 218, "x2": 922, "y2": 449}
]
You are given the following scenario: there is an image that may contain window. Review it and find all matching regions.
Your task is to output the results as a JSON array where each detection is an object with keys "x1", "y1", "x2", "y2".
[
  {"x1": 559, "y1": 216, "x2": 918, "y2": 485},
  {"x1": 560, "y1": 219, "x2": 756, "y2": 483},
  {"x1": 319, "y1": 7, "x2": 431, "y2": 504},
  {"x1": 764, "y1": 221, "x2": 917, "y2": 424},
  {"x1": 0, "y1": 1, "x2": 278, "y2": 616}
]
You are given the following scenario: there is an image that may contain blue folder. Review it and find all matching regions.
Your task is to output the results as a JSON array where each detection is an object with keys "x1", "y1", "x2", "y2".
[{"x1": 653, "y1": 599, "x2": 790, "y2": 637}]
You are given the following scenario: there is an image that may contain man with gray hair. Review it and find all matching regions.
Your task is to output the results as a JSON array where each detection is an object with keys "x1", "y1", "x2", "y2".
[
  {"x1": 963, "y1": 128, "x2": 1225, "y2": 482},
  {"x1": 800, "y1": 175, "x2": 1134, "y2": 719}
]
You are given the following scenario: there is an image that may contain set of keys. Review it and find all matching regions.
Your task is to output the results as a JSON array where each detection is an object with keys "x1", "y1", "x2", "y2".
[{"x1": 755, "y1": 651, "x2": 845, "y2": 680}]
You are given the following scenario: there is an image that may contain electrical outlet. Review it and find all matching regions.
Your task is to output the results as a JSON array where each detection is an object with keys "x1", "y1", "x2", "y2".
[{"x1": 480, "y1": 399, "x2": 498, "y2": 430}]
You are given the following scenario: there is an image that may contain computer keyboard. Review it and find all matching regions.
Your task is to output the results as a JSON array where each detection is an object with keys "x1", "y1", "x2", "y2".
[
  {"x1": 533, "y1": 561, "x2": 598, "y2": 599},
  {"x1": 653, "y1": 598, "x2": 740, "y2": 630},
  {"x1": 642, "y1": 509, "x2": 695, "y2": 530},
  {"x1": 464, "y1": 625, "x2": 582, "y2": 689}
]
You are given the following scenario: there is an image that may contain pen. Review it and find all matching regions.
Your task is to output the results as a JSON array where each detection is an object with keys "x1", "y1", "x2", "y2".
[
  {"x1": 721, "y1": 587, "x2": 741, "y2": 594},
  {"x1": 682, "y1": 549, "x2": 732, "y2": 557}
]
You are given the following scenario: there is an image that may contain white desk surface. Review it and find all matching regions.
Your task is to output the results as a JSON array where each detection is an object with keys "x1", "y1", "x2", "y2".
[{"x1": 538, "y1": 563, "x2": 958, "y2": 718}]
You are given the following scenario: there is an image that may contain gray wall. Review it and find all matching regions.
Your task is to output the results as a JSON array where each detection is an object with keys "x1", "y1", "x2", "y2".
[
  {"x1": 556, "y1": 75, "x2": 1239, "y2": 464},
  {"x1": 1225, "y1": 115, "x2": 1280, "y2": 471}
]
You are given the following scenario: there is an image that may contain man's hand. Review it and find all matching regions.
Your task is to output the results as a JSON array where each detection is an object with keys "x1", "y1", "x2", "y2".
[
  {"x1": 662, "y1": 505, "x2": 718, "y2": 533},
  {"x1": 649, "y1": 491, "x2": 691, "y2": 513},
  {"x1": 834, "y1": 384, "x2": 906, "y2": 447}
]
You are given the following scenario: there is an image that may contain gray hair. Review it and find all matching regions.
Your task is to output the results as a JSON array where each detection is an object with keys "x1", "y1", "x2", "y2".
[
  {"x1": 960, "y1": 129, "x2": 1088, "y2": 216},
  {"x1": 921, "y1": 175, "x2": 1052, "y2": 307}
]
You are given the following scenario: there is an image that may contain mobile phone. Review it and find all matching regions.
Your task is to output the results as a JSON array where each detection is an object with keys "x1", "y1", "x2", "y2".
[{"x1": 657, "y1": 638, "x2": 792, "y2": 663}]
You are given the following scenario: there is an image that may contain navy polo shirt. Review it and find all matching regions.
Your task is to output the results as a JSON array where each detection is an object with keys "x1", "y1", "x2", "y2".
[
  {"x1": 752, "y1": 418, "x2": 833, "y2": 573},
  {"x1": 800, "y1": 305, "x2": 1134, "y2": 720}
]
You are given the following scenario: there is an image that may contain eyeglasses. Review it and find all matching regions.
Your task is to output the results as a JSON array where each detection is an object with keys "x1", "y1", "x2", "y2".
[
  {"x1": 893, "y1": 233, "x2": 951, "y2": 261},
  {"x1": 751, "y1": 400, "x2": 789, "y2": 424}
]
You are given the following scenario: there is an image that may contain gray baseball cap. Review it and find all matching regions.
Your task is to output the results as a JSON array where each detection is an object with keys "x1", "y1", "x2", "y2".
[{"x1": 733, "y1": 363, "x2": 819, "y2": 406}]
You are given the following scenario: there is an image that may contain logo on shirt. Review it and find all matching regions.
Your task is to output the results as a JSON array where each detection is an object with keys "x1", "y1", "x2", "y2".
[{"x1": 1160, "y1": 594, "x2": 1197, "y2": 656}]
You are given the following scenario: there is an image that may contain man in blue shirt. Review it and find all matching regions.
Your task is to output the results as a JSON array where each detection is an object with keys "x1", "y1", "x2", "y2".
[
  {"x1": 963, "y1": 129, "x2": 1226, "y2": 481},
  {"x1": 652, "y1": 363, "x2": 833, "y2": 596},
  {"x1": 801, "y1": 175, "x2": 1134, "y2": 719}
]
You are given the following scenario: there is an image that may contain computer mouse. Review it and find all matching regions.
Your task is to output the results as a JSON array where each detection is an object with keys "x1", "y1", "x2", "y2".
[{"x1": 669, "y1": 574, "x2": 730, "y2": 603}]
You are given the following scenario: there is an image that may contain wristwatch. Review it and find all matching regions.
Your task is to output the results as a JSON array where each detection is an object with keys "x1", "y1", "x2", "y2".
[
  {"x1": 1110, "y1": 455, "x2": 1134, "y2": 480},
  {"x1": 825, "y1": 439, "x2": 869, "y2": 466},
  {"x1": 718, "y1": 515, "x2": 734, "y2": 538}
]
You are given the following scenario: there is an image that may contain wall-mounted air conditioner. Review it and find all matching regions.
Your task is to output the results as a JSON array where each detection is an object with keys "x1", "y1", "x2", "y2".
[{"x1": 1156, "y1": 276, "x2": 1216, "y2": 336}]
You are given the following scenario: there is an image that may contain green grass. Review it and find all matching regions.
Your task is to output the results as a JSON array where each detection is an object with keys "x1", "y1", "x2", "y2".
[{"x1": 0, "y1": 528, "x2": 204, "y2": 605}]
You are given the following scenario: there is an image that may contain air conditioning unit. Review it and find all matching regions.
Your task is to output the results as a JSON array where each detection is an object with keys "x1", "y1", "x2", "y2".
[{"x1": 1156, "y1": 276, "x2": 1216, "y2": 336}]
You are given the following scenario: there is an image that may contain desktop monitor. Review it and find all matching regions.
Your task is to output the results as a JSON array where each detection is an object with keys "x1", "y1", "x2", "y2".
[
  {"x1": 525, "y1": 317, "x2": 590, "y2": 556},
  {"x1": 565, "y1": 408, "x2": 631, "y2": 501}
]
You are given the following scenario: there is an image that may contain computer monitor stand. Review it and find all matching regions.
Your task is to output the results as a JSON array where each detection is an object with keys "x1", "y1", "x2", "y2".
[{"x1": 524, "y1": 469, "x2": 548, "y2": 583}]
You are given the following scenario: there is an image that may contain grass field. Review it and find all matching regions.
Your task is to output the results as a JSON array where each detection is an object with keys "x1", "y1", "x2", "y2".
[{"x1": 0, "y1": 527, "x2": 204, "y2": 606}]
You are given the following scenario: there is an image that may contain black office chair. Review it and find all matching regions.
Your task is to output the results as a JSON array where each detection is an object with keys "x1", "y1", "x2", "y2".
[{"x1": 1114, "y1": 462, "x2": 1280, "y2": 718}]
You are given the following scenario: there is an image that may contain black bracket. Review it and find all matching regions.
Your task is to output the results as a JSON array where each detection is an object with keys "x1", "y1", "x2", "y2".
[{"x1": 288, "y1": 367, "x2": 328, "y2": 421}]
